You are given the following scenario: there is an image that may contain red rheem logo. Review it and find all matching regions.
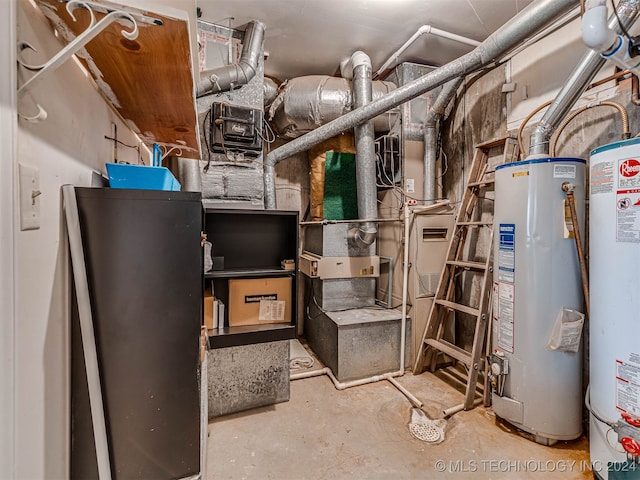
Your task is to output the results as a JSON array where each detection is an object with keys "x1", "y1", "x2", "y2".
[{"x1": 620, "y1": 159, "x2": 640, "y2": 177}]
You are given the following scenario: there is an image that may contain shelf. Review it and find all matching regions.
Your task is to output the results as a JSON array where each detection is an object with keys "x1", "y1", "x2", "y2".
[
  {"x1": 35, "y1": 0, "x2": 201, "y2": 156},
  {"x1": 205, "y1": 268, "x2": 296, "y2": 279},
  {"x1": 207, "y1": 323, "x2": 295, "y2": 349}
]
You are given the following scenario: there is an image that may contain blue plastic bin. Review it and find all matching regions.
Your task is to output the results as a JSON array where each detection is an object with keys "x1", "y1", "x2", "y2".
[{"x1": 106, "y1": 163, "x2": 181, "y2": 191}]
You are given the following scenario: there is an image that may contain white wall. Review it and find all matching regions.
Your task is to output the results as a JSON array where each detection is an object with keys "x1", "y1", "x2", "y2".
[
  {"x1": 1, "y1": 1, "x2": 17, "y2": 478},
  {"x1": 507, "y1": 16, "x2": 618, "y2": 131},
  {"x1": 14, "y1": 1, "x2": 143, "y2": 477}
]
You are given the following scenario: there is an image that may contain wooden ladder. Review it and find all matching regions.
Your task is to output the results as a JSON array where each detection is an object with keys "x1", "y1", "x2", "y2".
[{"x1": 412, "y1": 137, "x2": 519, "y2": 411}]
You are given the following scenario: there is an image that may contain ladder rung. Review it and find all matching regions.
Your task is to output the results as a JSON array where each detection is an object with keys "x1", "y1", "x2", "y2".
[
  {"x1": 435, "y1": 299, "x2": 480, "y2": 317},
  {"x1": 425, "y1": 338, "x2": 472, "y2": 365},
  {"x1": 446, "y1": 260, "x2": 487, "y2": 270},
  {"x1": 468, "y1": 179, "x2": 495, "y2": 187},
  {"x1": 457, "y1": 221, "x2": 493, "y2": 227}
]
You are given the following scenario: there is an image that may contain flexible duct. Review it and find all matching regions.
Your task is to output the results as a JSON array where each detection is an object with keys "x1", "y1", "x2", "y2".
[
  {"x1": 196, "y1": 20, "x2": 265, "y2": 97},
  {"x1": 529, "y1": 0, "x2": 640, "y2": 156},
  {"x1": 268, "y1": 76, "x2": 397, "y2": 138},
  {"x1": 423, "y1": 77, "x2": 463, "y2": 205},
  {"x1": 264, "y1": 0, "x2": 578, "y2": 209},
  {"x1": 348, "y1": 51, "x2": 378, "y2": 247},
  {"x1": 263, "y1": 76, "x2": 279, "y2": 108}
]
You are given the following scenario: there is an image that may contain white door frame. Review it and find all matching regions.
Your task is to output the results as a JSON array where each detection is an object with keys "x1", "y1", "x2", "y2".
[{"x1": 1, "y1": 1, "x2": 17, "y2": 477}]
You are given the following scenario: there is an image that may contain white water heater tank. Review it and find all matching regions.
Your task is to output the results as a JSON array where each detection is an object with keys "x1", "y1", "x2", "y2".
[
  {"x1": 492, "y1": 157, "x2": 585, "y2": 444},
  {"x1": 590, "y1": 138, "x2": 640, "y2": 479}
]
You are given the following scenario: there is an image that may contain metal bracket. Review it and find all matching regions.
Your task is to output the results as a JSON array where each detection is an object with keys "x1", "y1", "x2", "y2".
[{"x1": 17, "y1": 0, "x2": 139, "y2": 120}]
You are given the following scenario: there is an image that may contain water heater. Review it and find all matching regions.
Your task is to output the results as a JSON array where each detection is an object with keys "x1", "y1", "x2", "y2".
[
  {"x1": 590, "y1": 138, "x2": 640, "y2": 479},
  {"x1": 491, "y1": 157, "x2": 586, "y2": 445}
]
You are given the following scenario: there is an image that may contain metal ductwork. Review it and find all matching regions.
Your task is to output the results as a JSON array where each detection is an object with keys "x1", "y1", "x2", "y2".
[
  {"x1": 268, "y1": 76, "x2": 397, "y2": 138},
  {"x1": 196, "y1": 20, "x2": 265, "y2": 98},
  {"x1": 529, "y1": 0, "x2": 640, "y2": 156},
  {"x1": 264, "y1": 0, "x2": 579, "y2": 209},
  {"x1": 423, "y1": 77, "x2": 463, "y2": 205},
  {"x1": 346, "y1": 51, "x2": 378, "y2": 247},
  {"x1": 264, "y1": 76, "x2": 279, "y2": 108}
]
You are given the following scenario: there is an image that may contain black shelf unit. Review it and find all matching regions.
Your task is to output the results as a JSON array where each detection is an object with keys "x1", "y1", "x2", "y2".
[
  {"x1": 203, "y1": 208, "x2": 299, "y2": 349},
  {"x1": 71, "y1": 187, "x2": 202, "y2": 479}
]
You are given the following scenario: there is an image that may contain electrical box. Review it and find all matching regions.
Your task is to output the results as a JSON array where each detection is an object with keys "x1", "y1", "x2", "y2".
[
  {"x1": 210, "y1": 102, "x2": 263, "y2": 156},
  {"x1": 299, "y1": 251, "x2": 380, "y2": 279}
]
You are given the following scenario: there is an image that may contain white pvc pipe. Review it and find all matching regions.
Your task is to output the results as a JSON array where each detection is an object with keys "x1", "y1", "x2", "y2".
[
  {"x1": 400, "y1": 204, "x2": 410, "y2": 373},
  {"x1": 291, "y1": 204, "x2": 416, "y2": 407},
  {"x1": 388, "y1": 377, "x2": 423, "y2": 408},
  {"x1": 582, "y1": 0, "x2": 640, "y2": 76},
  {"x1": 442, "y1": 398, "x2": 483, "y2": 417},
  {"x1": 375, "y1": 25, "x2": 481, "y2": 77},
  {"x1": 290, "y1": 368, "x2": 330, "y2": 381},
  {"x1": 290, "y1": 367, "x2": 423, "y2": 407}
]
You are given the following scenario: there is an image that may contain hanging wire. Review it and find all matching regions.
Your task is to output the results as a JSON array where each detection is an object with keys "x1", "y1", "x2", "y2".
[
  {"x1": 611, "y1": 0, "x2": 634, "y2": 41},
  {"x1": 202, "y1": 107, "x2": 212, "y2": 172}
]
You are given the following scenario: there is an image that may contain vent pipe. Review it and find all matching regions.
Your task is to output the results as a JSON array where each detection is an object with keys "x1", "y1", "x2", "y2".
[
  {"x1": 424, "y1": 77, "x2": 463, "y2": 205},
  {"x1": 196, "y1": 20, "x2": 265, "y2": 98},
  {"x1": 264, "y1": 0, "x2": 578, "y2": 209},
  {"x1": 529, "y1": 0, "x2": 640, "y2": 156},
  {"x1": 375, "y1": 25, "x2": 480, "y2": 78},
  {"x1": 345, "y1": 51, "x2": 378, "y2": 247}
]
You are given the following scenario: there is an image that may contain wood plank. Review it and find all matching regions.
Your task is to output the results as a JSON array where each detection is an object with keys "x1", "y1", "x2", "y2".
[
  {"x1": 446, "y1": 260, "x2": 486, "y2": 270},
  {"x1": 435, "y1": 299, "x2": 479, "y2": 317},
  {"x1": 36, "y1": 0, "x2": 201, "y2": 157},
  {"x1": 424, "y1": 339, "x2": 472, "y2": 365}
]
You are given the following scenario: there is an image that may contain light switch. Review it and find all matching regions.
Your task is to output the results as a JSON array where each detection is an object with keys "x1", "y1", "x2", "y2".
[{"x1": 19, "y1": 162, "x2": 40, "y2": 231}]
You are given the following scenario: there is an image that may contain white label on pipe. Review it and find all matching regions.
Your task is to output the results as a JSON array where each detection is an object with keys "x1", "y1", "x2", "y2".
[
  {"x1": 496, "y1": 282, "x2": 515, "y2": 354},
  {"x1": 616, "y1": 189, "x2": 640, "y2": 243},
  {"x1": 258, "y1": 300, "x2": 285, "y2": 321},
  {"x1": 616, "y1": 358, "x2": 640, "y2": 416},
  {"x1": 553, "y1": 164, "x2": 576, "y2": 179}
]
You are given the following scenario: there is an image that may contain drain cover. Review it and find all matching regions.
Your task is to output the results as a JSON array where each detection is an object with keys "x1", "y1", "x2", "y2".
[{"x1": 409, "y1": 421, "x2": 443, "y2": 443}]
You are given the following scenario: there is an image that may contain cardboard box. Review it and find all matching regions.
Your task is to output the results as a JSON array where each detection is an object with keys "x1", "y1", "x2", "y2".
[
  {"x1": 204, "y1": 288, "x2": 215, "y2": 330},
  {"x1": 228, "y1": 277, "x2": 292, "y2": 326}
]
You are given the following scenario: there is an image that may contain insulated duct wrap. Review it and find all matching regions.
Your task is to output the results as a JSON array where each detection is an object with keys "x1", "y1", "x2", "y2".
[
  {"x1": 269, "y1": 76, "x2": 398, "y2": 138},
  {"x1": 264, "y1": 0, "x2": 578, "y2": 210}
]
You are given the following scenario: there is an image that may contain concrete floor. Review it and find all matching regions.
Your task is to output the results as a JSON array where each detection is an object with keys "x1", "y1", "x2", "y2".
[{"x1": 207, "y1": 369, "x2": 591, "y2": 479}]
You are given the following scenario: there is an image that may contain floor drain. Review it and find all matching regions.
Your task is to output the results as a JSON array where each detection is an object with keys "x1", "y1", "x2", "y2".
[{"x1": 408, "y1": 408, "x2": 446, "y2": 444}]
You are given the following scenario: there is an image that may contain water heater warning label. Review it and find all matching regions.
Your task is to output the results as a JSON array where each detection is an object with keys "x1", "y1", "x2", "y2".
[
  {"x1": 591, "y1": 161, "x2": 614, "y2": 195},
  {"x1": 616, "y1": 189, "x2": 640, "y2": 243},
  {"x1": 553, "y1": 164, "x2": 576, "y2": 179},
  {"x1": 498, "y1": 224, "x2": 515, "y2": 283},
  {"x1": 616, "y1": 357, "x2": 640, "y2": 416},
  {"x1": 495, "y1": 282, "x2": 515, "y2": 353}
]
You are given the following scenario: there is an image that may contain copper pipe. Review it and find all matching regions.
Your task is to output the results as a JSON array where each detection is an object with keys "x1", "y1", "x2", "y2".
[
  {"x1": 562, "y1": 182, "x2": 590, "y2": 319},
  {"x1": 550, "y1": 101, "x2": 630, "y2": 156},
  {"x1": 517, "y1": 69, "x2": 631, "y2": 159},
  {"x1": 632, "y1": 74, "x2": 640, "y2": 106}
]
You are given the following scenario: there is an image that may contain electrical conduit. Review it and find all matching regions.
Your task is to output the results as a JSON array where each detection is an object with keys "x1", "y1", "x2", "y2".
[{"x1": 264, "y1": 0, "x2": 578, "y2": 210}]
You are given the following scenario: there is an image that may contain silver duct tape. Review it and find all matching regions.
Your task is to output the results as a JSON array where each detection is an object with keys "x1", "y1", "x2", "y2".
[
  {"x1": 270, "y1": 75, "x2": 398, "y2": 138},
  {"x1": 199, "y1": 161, "x2": 264, "y2": 200},
  {"x1": 264, "y1": 77, "x2": 279, "y2": 108}
]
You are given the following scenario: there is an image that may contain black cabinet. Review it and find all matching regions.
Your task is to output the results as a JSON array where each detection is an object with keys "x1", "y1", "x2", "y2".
[
  {"x1": 204, "y1": 208, "x2": 299, "y2": 349},
  {"x1": 71, "y1": 188, "x2": 202, "y2": 479}
]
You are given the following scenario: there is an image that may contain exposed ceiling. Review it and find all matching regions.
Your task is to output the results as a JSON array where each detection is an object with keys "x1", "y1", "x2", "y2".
[{"x1": 197, "y1": 0, "x2": 536, "y2": 81}]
